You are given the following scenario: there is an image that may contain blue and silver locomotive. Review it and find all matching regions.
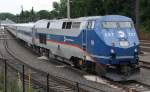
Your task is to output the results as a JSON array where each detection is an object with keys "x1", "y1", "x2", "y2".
[{"x1": 7, "y1": 15, "x2": 140, "y2": 81}]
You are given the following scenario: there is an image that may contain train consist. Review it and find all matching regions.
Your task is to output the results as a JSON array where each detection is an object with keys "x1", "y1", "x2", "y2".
[{"x1": 5, "y1": 15, "x2": 140, "y2": 81}]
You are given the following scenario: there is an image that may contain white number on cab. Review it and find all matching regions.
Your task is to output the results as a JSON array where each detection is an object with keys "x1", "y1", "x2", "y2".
[
  {"x1": 104, "y1": 33, "x2": 114, "y2": 37},
  {"x1": 128, "y1": 33, "x2": 136, "y2": 36}
]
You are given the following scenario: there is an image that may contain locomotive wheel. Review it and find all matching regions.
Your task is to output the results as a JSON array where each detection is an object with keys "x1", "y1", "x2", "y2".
[
  {"x1": 80, "y1": 60, "x2": 88, "y2": 71},
  {"x1": 70, "y1": 57, "x2": 82, "y2": 69},
  {"x1": 70, "y1": 57, "x2": 96, "y2": 72},
  {"x1": 81, "y1": 61, "x2": 96, "y2": 73}
]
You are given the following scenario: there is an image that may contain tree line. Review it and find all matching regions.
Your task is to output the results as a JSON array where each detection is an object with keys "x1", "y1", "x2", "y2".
[{"x1": 0, "y1": 0, "x2": 149, "y2": 31}]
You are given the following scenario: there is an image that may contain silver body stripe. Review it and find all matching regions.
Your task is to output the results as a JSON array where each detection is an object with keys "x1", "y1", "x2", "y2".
[
  {"x1": 91, "y1": 55, "x2": 134, "y2": 59},
  {"x1": 91, "y1": 55, "x2": 110, "y2": 59}
]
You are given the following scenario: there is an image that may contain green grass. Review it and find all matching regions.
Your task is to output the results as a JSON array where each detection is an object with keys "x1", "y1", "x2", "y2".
[{"x1": 0, "y1": 71, "x2": 41, "y2": 92}]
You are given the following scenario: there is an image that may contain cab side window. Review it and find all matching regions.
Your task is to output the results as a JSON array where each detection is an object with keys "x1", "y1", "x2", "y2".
[{"x1": 87, "y1": 21, "x2": 95, "y2": 29}]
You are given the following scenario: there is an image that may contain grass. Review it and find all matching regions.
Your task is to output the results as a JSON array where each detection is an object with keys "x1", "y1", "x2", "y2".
[{"x1": 0, "y1": 71, "x2": 41, "y2": 92}]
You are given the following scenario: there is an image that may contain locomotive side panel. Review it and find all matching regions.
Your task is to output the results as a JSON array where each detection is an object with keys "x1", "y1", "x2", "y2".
[{"x1": 34, "y1": 22, "x2": 94, "y2": 61}]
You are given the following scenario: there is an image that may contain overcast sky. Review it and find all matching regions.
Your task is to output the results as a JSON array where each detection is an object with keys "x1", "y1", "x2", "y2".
[{"x1": 0, "y1": 0, "x2": 60, "y2": 15}]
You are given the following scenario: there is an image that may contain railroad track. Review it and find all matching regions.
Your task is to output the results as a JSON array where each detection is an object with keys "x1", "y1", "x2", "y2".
[
  {"x1": 119, "y1": 80, "x2": 150, "y2": 92},
  {"x1": 140, "y1": 40, "x2": 150, "y2": 52},
  {"x1": 0, "y1": 31, "x2": 85, "y2": 92},
  {"x1": 140, "y1": 60, "x2": 150, "y2": 69},
  {"x1": 103, "y1": 76, "x2": 150, "y2": 92},
  {"x1": 140, "y1": 40, "x2": 150, "y2": 43},
  {"x1": 139, "y1": 40, "x2": 150, "y2": 69}
]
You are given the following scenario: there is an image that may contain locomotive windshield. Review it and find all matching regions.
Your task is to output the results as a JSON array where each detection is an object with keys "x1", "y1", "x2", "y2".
[
  {"x1": 102, "y1": 22, "x2": 117, "y2": 28},
  {"x1": 118, "y1": 22, "x2": 133, "y2": 28},
  {"x1": 102, "y1": 22, "x2": 133, "y2": 29}
]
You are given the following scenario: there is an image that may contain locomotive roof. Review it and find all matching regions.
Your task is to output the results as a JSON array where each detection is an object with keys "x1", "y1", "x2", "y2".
[
  {"x1": 35, "y1": 15, "x2": 132, "y2": 23},
  {"x1": 8, "y1": 15, "x2": 132, "y2": 29},
  {"x1": 100, "y1": 15, "x2": 132, "y2": 21},
  {"x1": 9, "y1": 23, "x2": 34, "y2": 28},
  {"x1": 15, "y1": 23, "x2": 34, "y2": 27},
  {"x1": 59, "y1": 16, "x2": 102, "y2": 21}
]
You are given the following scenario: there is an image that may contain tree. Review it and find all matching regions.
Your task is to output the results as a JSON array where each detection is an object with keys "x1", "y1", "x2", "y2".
[
  {"x1": 0, "y1": 0, "x2": 150, "y2": 32},
  {"x1": 140, "y1": 0, "x2": 150, "y2": 31},
  {"x1": 0, "y1": 13, "x2": 16, "y2": 21},
  {"x1": 53, "y1": 2, "x2": 60, "y2": 11},
  {"x1": 37, "y1": 10, "x2": 50, "y2": 19},
  {"x1": 30, "y1": 7, "x2": 36, "y2": 22}
]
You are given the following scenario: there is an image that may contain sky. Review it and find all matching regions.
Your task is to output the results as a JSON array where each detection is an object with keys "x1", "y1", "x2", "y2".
[{"x1": 0, "y1": 0, "x2": 60, "y2": 15}]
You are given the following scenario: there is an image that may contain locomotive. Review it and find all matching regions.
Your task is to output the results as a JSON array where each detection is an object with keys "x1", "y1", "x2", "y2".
[{"x1": 6, "y1": 15, "x2": 140, "y2": 81}]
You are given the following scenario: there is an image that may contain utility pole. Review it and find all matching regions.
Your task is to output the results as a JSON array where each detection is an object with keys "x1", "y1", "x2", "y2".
[
  {"x1": 135, "y1": 0, "x2": 140, "y2": 31},
  {"x1": 20, "y1": 5, "x2": 24, "y2": 23},
  {"x1": 21, "y1": 5, "x2": 24, "y2": 14},
  {"x1": 67, "y1": 0, "x2": 70, "y2": 19}
]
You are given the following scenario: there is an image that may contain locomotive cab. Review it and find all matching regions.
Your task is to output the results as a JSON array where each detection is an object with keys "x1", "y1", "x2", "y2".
[{"x1": 89, "y1": 15, "x2": 140, "y2": 81}]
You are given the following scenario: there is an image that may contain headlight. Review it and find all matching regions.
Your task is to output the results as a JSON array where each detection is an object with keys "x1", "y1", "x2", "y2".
[
  {"x1": 134, "y1": 48, "x2": 139, "y2": 59},
  {"x1": 134, "y1": 48, "x2": 138, "y2": 53},
  {"x1": 110, "y1": 49, "x2": 116, "y2": 59},
  {"x1": 111, "y1": 49, "x2": 115, "y2": 54}
]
